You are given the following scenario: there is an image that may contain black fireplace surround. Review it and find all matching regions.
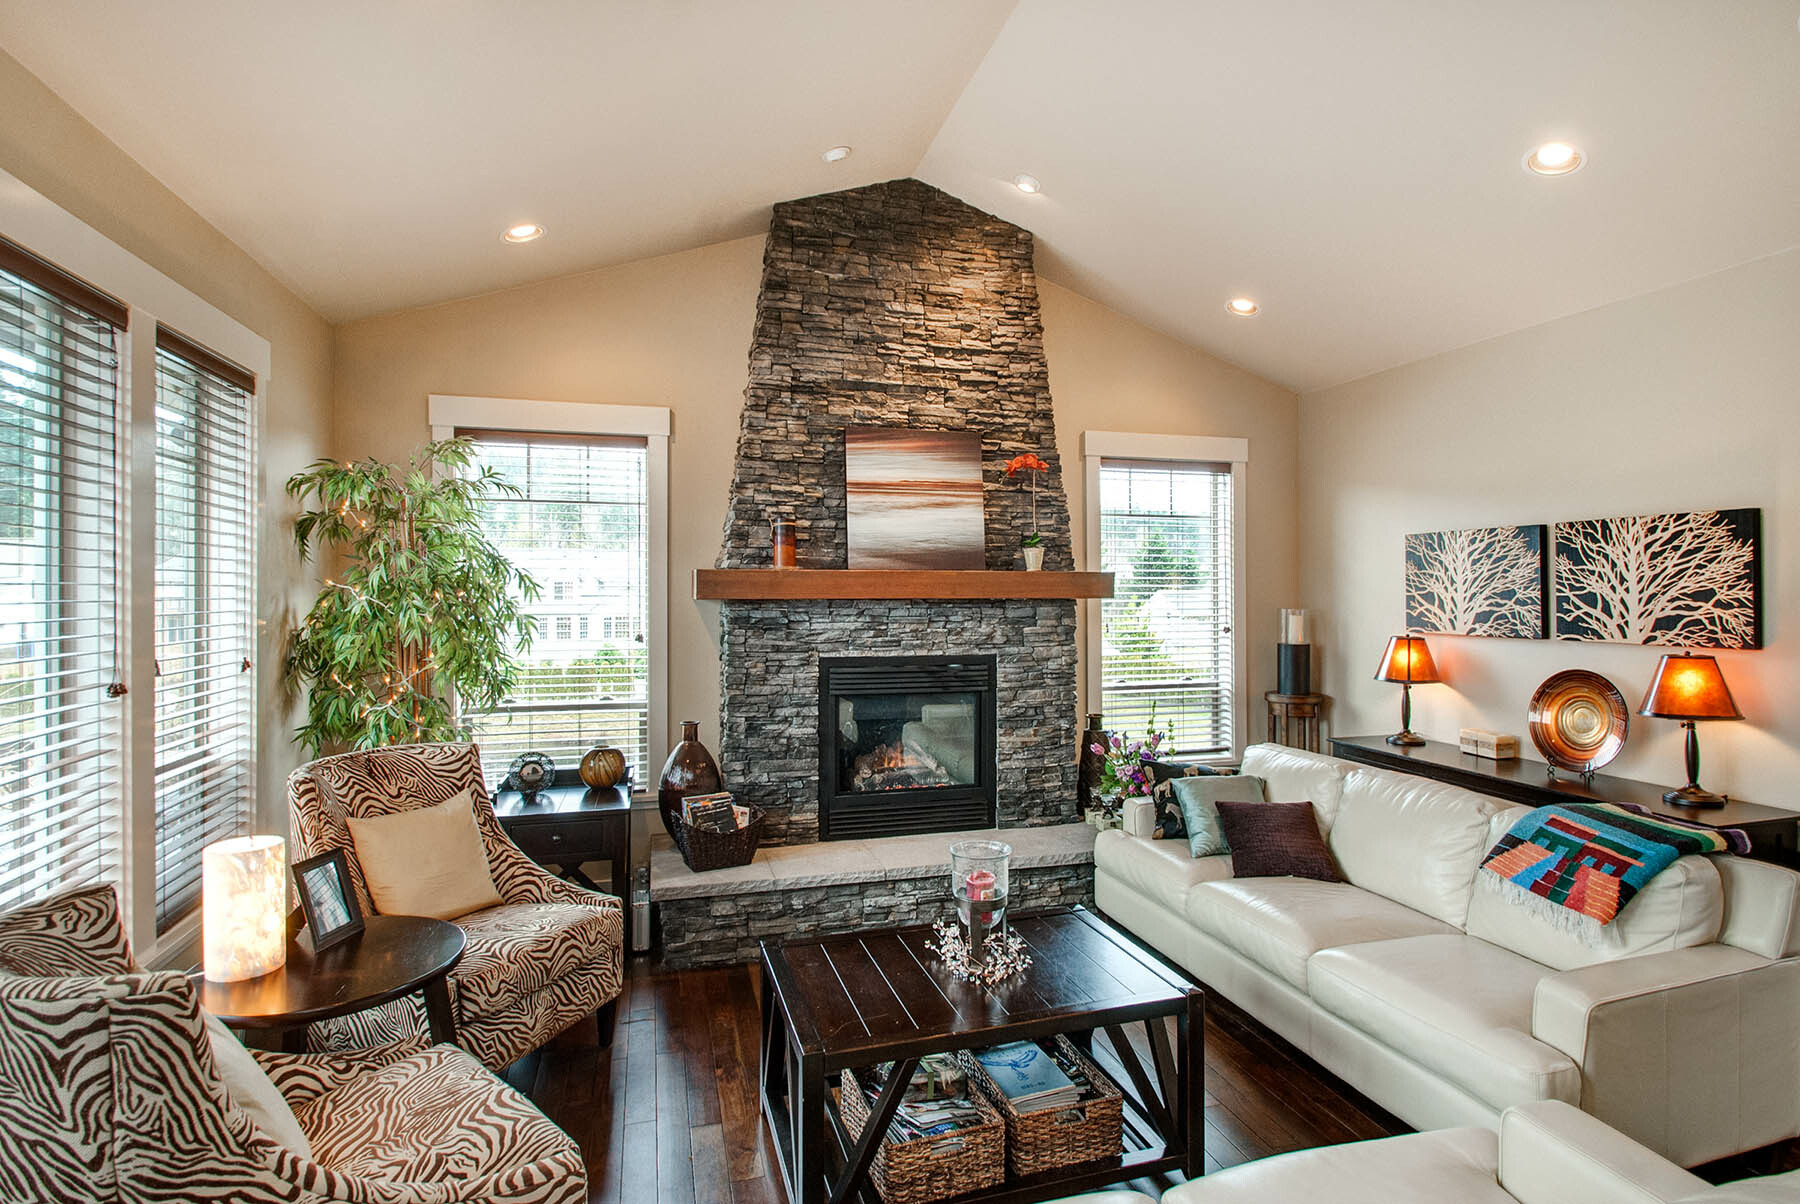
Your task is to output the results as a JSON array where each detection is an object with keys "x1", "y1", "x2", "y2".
[{"x1": 817, "y1": 655, "x2": 998, "y2": 840}]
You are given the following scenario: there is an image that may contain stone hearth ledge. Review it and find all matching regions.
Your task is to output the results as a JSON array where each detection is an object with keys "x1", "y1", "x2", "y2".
[{"x1": 648, "y1": 821, "x2": 1097, "y2": 901}]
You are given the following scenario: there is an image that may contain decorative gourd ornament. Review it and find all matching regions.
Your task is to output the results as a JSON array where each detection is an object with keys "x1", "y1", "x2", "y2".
[{"x1": 580, "y1": 745, "x2": 628, "y2": 789}]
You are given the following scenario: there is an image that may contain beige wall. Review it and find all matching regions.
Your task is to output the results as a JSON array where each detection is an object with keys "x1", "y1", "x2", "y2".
[
  {"x1": 0, "y1": 50, "x2": 334, "y2": 831},
  {"x1": 1299, "y1": 249, "x2": 1798, "y2": 808},
  {"x1": 332, "y1": 238, "x2": 1301, "y2": 759}
]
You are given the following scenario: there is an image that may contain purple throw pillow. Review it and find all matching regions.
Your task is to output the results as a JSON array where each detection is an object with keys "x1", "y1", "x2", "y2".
[{"x1": 1214, "y1": 800, "x2": 1342, "y2": 882}]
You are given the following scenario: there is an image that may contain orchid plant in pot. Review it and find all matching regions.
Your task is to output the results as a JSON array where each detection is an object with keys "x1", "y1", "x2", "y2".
[
  {"x1": 1088, "y1": 706, "x2": 1168, "y2": 830},
  {"x1": 1006, "y1": 451, "x2": 1050, "y2": 569}
]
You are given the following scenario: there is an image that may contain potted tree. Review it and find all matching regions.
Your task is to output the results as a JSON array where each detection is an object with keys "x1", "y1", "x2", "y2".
[{"x1": 285, "y1": 439, "x2": 537, "y2": 752}]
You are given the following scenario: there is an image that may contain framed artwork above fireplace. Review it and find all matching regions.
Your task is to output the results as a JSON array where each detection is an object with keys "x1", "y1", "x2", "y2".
[{"x1": 844, "y1": 426, "x2": 985, "y2": 570}]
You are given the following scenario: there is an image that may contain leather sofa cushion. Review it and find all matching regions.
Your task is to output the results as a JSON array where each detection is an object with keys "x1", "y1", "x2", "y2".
[
  {"x1": 1093, "y1": 829, "x2": 1233, "y2": 912},
  {"x1": 1185, "y1": 878, "x2": 1456, "y2": 989},
  {"x1": 1240, "y1": 744, "x2": 1352, "y2": 830},
  {"x1": 1329, "y1": 765, "x2": 1511, "y2": 927},
  {"x1": 1159, "y1": 1125, "x2": 1507, "y2": 1204},
  {"x1": 1308, "y1": 935, "x2": 1579, "y2": 1112},
  {"x1": 1467, "y1": 836, "x2": 1723, "y2": 972}
]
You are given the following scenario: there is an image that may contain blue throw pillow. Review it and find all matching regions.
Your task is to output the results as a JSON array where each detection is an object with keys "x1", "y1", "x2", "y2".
[{"x1": 1172, "y1": 774, "x2": 1268, "y2": 858}]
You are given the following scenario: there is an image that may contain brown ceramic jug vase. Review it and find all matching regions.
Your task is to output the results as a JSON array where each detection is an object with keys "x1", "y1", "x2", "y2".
[{"x1": 658, "y1": 720, "x2": 723, "y2": 839}]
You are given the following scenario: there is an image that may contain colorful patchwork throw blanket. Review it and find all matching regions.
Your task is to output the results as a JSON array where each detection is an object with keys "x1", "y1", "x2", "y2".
[{"x1": 1479, "y1": 802, "x2": 1747, "y2": 932}]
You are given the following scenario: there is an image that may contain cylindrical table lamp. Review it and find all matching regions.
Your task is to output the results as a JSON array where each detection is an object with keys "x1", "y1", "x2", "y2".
[
  {"x1": 1278, "y1": 608, "x2": 1312, "y2": 695},
  {"x1": 203, "y1": 835, "x2": 288, "y2": 983}
]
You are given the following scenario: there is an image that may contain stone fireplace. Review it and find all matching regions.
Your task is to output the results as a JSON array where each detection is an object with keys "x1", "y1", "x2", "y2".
[
  {"x1": 818, "y1": 654, "x2": 997, "y2": 840},
  {"x1": 715, "y1": 178, "x2": 1079, "y2": 845}
]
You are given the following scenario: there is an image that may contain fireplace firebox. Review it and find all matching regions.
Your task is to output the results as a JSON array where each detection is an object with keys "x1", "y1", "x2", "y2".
[{"x1": 818, "y1": 655, "x2": 998, "y2": 840}]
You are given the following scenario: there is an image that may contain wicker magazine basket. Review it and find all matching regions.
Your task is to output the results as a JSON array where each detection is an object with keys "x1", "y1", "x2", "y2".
[
  {"x1": 837, "y1": 1065, "x2": 1005, "y2": 1204},
  {"x1": 966, "y1": 1035, "x2": 1124, "y2": 1177},
  {"x1": 673, "y1": 802, "x2": 765, "y2": 872}
]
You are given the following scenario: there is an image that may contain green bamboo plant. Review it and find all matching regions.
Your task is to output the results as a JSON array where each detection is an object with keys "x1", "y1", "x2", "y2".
[{"x1": 285, "y1": 438, "x2": 538, "y2": 753}]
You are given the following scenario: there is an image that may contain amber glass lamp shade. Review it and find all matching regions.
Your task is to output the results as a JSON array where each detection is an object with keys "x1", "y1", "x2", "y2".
[
  {"x1": 1639, "y1": 654, "x2": 1742, "y2": 721},
  {"x1": 1639, "y1": 654, "x2": 1742, "y2": 808},
  {"x1": 1374, "y1": 636, "x2": 1441, "y2": 685}
]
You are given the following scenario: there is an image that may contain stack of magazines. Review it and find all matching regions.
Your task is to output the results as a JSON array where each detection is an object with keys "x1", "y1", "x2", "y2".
[
  {"x1": 680, "y1": 792, "x2": 749, "y2": 833},
  {"x1": 973, "y1": 1040, "x2": 1097, "y2": 1114},
  {"x1": 858, "y1": 1054, "x2": 986, "y2": 1146}
]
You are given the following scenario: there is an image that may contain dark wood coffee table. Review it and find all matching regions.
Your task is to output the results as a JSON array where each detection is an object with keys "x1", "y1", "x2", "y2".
[
  {"x1": 759, "y1": 906, "x2": 1203, "y2": 1204},
  {"x1": 195, "y1": 915, "x2": 466, "y2": 1053}
]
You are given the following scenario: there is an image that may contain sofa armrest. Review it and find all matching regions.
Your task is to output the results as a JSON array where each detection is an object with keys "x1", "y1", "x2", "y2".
[
  {"x1": 1711, "y1": 854, "x2": 1800, "y2": 959},
  {"x1": 1532, "y1": 945, "x2": 1800, "y2": 1165},
  {"x1": 252, "y1": 1036, "x2": 432, "y2": 1105},
  {"x1": 1497, "y1": 1100, "x2": 1708, "y2": 1204},
  {"x1": 1123, "y1": 796, "x2": 1157, "y2": 839}
]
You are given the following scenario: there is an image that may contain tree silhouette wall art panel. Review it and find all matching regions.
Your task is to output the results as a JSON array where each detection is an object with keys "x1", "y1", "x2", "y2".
[
  {"x1": 1405, "y1": 524, "x2": 1548, "y2": 638},
  {"x1": 1554, "y1": 508, "x2": 1761, "y2": 648}
]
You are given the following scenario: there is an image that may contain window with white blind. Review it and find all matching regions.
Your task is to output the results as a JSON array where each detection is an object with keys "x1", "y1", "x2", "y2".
[
  {"x1": 1096, "y1": 458, "x2": 1237, "y2": 757},
  {"x1": 151, "y1": 330, "x2": 256, "y2": 931},
  {"x1": 462, "y1": 431, "x2": 651, "y2": 786},
  {"x1": 0, "y1": 248, "x2": 125, "y2": 913}
]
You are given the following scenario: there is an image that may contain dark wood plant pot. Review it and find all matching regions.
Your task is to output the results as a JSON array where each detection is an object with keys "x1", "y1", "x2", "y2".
[
  {"x1": 658, "y1": 720, "x2": 723, "y2": 840},
  {"x1": 1077, "y1": 713, "x2": 1107, "y2": 811}
]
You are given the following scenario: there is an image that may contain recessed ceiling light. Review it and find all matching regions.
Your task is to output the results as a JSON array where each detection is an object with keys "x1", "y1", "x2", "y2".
[
  {"x1": 1013, "y1": 173, "x2": 1041, "y2": 194},
  {"x1": 1226, "y1": 298, "x2": 1259, "y2": 317},
  {"x1": 1524, "y1": 142, "x2": 1584, "y2": 176},
  {"x1": 503, "y1": 223, "x2": 545, "y2": 243},
  {"x1": 821, "y1": 145, "x2": 852, "y2": 163}
]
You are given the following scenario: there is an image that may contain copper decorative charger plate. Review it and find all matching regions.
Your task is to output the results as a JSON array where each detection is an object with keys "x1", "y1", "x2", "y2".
[{"x1": 1528, "y1": 670, "x2": 1628, "y2": 774}]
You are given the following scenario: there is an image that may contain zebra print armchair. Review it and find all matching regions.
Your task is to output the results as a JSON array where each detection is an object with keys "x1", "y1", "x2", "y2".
[
  {"x1": 0, "y1": 885, "x2": 585, "y2": 1204},
  {"x1": 287, "y1": 742, "x2": 623, "y2": 1070}
]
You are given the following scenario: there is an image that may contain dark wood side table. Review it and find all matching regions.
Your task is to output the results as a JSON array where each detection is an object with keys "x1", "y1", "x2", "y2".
[
  {"x1": 494, "y1": 783, "x2": 632, "y2": 901},
  {"x1": 1329, "y1": 735, "x2": 1799, "y2": 865},
  {"x1": 195, "y1": 915, "x2": 465, "y2": 1053},
  {"x1": 760, "y1": 906, "x2": 1203, "y2": 1204},
  {"x1": 1265, "y1": 691, "x2": 1325, "y2": 751}
]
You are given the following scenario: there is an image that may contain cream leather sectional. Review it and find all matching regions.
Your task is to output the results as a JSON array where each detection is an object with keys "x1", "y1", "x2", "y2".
[{"x1": 1094, "y1": 744, "x2": 1800, "y2": 1167}]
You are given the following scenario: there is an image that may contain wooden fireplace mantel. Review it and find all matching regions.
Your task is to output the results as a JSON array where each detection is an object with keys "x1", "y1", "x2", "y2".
[{"x1": 692, "y1": 568, "x2": 1114, "y2": 601}]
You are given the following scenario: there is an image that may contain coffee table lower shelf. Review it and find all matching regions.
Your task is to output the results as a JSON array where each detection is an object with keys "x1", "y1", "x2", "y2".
[{"x1": 816, "y1": 1053, "x2": 1186, "y2": 1204}]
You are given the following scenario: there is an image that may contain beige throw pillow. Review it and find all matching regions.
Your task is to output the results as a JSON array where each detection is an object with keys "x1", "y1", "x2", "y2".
[
  {"x1": 203, "y1": 1011, "x2": 313, "y2": 1159},
  {"x1": 346, "y1": 789, "x2": 504, "y2": 920}
]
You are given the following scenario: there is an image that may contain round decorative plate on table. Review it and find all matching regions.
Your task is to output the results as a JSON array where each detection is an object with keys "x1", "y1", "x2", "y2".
[{"x1": 1528, "y1": 670, "x2": 1629, "y2": 774}]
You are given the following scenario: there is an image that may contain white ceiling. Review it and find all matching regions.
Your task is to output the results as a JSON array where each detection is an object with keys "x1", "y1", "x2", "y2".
[{"x1": 4, "y1": 1, "x2": 1798, "y2": 392}]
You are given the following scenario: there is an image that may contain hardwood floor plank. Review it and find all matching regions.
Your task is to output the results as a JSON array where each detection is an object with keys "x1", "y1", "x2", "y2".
[
  {"x1": 709, "y1": 966, "x2": 767, "y2": 1182},
  {"x1": 657, "y1": 1050, "x2": 695, "y2": 1203},
  {"x1": 623, "y1": 1017, "x2": 660, "y2": 1120},
  {"x1": 690, "y1": 1124, "x2": 732, "y2": 1204},
  {"x1": 680, "y1": 969, "x2": 725, "y2": 1127},
  {"x1": 619, "y1": 1119, "x2": 657, "y2": 1204}
]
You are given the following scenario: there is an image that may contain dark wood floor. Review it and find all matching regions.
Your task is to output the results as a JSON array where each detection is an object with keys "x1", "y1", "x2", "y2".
[{"x1": 520, "y1": 955, "x2": 1409, "y2": 1204}]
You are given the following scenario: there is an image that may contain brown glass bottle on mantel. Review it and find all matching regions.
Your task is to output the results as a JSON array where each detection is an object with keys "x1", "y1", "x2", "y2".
[{"x1": 658, "y1": 720, "x2": 724, "y2": 839}]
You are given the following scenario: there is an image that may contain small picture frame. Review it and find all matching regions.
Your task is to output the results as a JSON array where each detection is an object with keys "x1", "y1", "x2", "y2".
[{"x1": 292, "y1": 848, "x2": 365, "y2": 953}]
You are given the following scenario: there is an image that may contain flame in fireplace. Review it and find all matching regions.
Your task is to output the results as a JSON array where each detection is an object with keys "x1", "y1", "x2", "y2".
[{"x1": 850, "y1": 742, "x2": 954, "y2": 792}]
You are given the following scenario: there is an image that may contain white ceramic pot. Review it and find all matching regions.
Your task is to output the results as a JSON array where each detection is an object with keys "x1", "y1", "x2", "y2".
[{"x1": 1022, "y1": 545, "x2": 1045, "y2": 571}]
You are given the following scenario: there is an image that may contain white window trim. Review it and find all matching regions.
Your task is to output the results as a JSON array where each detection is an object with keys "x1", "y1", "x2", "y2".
[
  {"x1": 2, "y1": 167, "x2": 270, "y2": 964},
  {"x1": 1081, "y1": 431, "x2": 1249, "y2": 763},
  {"x1": 428, "y1": 394, "x2": 670, "y2": 789}
]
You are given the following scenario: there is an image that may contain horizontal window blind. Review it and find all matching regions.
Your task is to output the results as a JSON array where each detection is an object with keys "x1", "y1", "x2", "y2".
[
  {"x1": 0, "y1": 260, "x2": 124, "y2": 912},
  {"x1": 1098, "y1": 459, "x2": 1234, "y2": 757},
  {"x1": 462, "y1": 432, "x2": 650, "y2": 787},
  {"x1": 153, "y1": 332, "x2": 255, "y2": 930}
]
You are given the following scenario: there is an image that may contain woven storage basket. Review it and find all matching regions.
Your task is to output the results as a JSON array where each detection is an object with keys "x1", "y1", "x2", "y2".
[
  {"x1": 837, "y1": 1066, "x2": 1005, "y2": 1204},
  {"x1": 673, "y1": 803, "x2": 765, "y2": 872},
  {"x1": 966, "y1": 1036, "x2": 1124, "y2": 1176}
]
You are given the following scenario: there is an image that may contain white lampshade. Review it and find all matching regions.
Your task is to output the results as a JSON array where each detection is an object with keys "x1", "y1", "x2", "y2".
[{"x1": 203, "y1": 835, "x2": 288, "y2": 983}]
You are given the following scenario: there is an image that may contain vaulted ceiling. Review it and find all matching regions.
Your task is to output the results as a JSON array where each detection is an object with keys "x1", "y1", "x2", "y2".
[{"x1": 4, "y1": 1, "x2": 1797, "y2": 391}]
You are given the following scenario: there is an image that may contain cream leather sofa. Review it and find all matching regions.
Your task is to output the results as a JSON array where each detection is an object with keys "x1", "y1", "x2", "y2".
[
  {"x1": 1160, "y1": 1100, "x2": 1800, "y2": 1204},
  {"x1": 1095, "y1": 744, "x2": 1800, "y2": 1167}
]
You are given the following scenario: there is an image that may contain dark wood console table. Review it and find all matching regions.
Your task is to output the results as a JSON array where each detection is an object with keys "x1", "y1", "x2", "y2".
[
  {"x1": 1330, "y1": 736, "x2": 1798, "y2": 865},
  {"x1": 494, "y1": 783, "x2": 632, "y2": 900}
]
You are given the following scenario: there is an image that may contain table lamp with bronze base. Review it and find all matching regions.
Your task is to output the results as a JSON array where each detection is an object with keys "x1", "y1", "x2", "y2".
[
  {"x1": 1639, "y1": 652, "x2": 1742, "y2": 808},
  {"x1": 1375, "y1": 635, "x2": 1440, "y2": 747}
]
